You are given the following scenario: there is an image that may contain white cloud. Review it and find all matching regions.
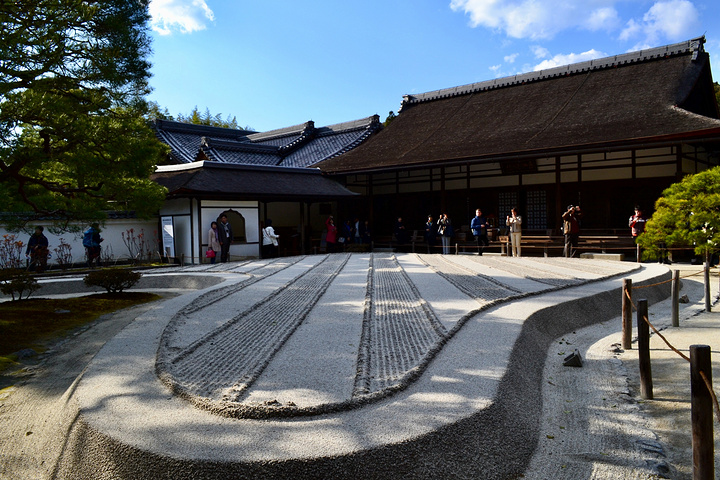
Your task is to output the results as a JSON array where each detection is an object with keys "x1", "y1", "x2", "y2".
[
  {"x1": 504, "y1": 53, "x2": 520, "y2": 63},
  {"x1": 533, "y1": 49, "x2": 606, "y2": 71},
  {"x1": 531, "y1": 45, "x2": 550, "y2": 59},
  {"x1": 489, "y1": 64, "x2": 502, "y2": 76},
  {"x1": 584, "y1": 7, "x2": 620, "y2": 32},
  {"x1": 149, "y1": 0, "x2": 215, "y2": 36},
  {"x1": 449, "y1": 0, "x2": 621, "y2": 40},
  {"x1": 620, "y1": 0, "x2": 700, "y2": 48}
]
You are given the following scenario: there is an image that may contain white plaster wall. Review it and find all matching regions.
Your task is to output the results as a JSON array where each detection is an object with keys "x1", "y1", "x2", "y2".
[{"x1": 0, "y1": 218, "x2": 160, "y2": 268}]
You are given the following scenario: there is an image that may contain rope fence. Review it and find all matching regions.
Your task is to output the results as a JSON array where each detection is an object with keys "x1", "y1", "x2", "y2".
[{"x1": 623, "y1": 285, "x2": 720, "y2": 424}]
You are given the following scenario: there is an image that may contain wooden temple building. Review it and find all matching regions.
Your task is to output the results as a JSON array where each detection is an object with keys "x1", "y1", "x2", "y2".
[
  {"x1": 319, "y1": 36, "x2": 720, "y2": 239},
  {"x1": 151, "y1": 36, "x2": 720, "y2": 260},
  {"x1": 151, "y1": 117, "x2": 380, "y2": 260}
]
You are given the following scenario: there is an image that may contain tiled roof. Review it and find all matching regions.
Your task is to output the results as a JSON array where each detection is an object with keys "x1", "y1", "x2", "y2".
[
  {"x1": 316, "y1": 36, "x2": 720, "y2": 174},
  {"x1": 151, "y1": 162, "x2": 358, "y2": 200},
  {"x1": 154, "y1": 116, "x2": 381, "y2": 168}
]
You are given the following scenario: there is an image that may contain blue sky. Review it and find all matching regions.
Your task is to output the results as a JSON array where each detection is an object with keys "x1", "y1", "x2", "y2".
[{"x1": 147, "y1": 0, "x2": 720, "y2": 133}]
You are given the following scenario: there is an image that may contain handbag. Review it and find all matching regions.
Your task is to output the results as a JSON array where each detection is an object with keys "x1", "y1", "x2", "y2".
[{"x1": 206, "y1": 249, "x2": 216, "y2": 258}]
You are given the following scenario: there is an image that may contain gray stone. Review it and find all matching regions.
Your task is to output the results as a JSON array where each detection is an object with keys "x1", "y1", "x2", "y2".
[
  {"x1": 15, "y1": 348, "x2": 37, "y2": 360},
  {"x1": 563, "y1": 348, "x2": 583, "y2": 367}
]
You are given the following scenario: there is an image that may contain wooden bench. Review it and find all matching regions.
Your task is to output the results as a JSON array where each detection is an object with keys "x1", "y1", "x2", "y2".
[{"x1": 577, "y1": 235, "x2": 636, "y2": 252}]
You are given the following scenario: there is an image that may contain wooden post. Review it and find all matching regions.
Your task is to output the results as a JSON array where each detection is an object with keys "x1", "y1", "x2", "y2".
[
  {"x1": 636, "y1": 243, "x2": 641, "y2": 263},
  {"x1": 672, "y1": 269, "x2": 680, "y2": 328},
  {"x1": 637, "y1": 299, "x2": 653, "y2": 399},
  {"x1": 704, "y1": 262, "x2": 711, "y2": 312},
  {"x1": 690, "y1": 345, "x2": 714, "y2": 480},
  {"x1": 622, "y1": 278, "x2": 633, "y2": 350}
]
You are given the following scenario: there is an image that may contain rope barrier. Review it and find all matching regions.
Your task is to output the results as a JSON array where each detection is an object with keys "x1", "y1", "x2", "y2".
[
  {"x1": 699, "y1": 370, "x2": 720, "y2": 424},
  {"x1": 632, "y1": 269, "x2": 705, "y2": 290},
  {"x1": 623, "y1": 286, "x2": 720, "y2": 423}
]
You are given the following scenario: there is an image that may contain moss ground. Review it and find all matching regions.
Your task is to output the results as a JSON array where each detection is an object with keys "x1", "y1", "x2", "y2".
[{"x1": 0, "y1": 293, "x2": 160, "y2": 369}]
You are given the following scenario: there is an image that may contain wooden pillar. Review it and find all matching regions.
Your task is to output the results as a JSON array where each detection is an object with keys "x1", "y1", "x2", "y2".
[
  {"x1": 704, "y1": 261, "x2": 711, "y2": 312},
  {"x1": 672, "y1": 270, "x2": 680, "y2": 327},
  {"x1": 622, "y1": 278, "x2": 633, "y2": 349},
  {"x1": 637, "y1": 299, "x2": 653, "y2": 400},
  {"x1": 690, "y1": 345, "x2": 714, "y2": 480}
]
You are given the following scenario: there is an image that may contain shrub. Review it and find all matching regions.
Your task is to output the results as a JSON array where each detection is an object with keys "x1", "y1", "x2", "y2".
[
  {"x1": 84, "y1": 269, "x2": 142, "y2": 293},
  {"x1": 0, "y1": 234, "x2": 25, "y2": 270},
  {"x1": 0, "y1": 269, "x2": 40, "y2": 301},
  {"x1": 53, "y1": 238, "x2": 73, "y2": 270}
]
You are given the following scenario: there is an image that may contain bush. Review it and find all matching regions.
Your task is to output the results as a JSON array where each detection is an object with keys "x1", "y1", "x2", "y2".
[
  {"x1": 84, "y1": 269, "x2": 142, "y2": 293},
  {"x1": 0, "y1": 269, "x2": 40, "y2": 301}
]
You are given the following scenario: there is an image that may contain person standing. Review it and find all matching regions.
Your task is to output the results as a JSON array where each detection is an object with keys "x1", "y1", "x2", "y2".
[
  {"x1": 562, "y1": 205, "x2": 581, "y2": 258},
  {"x1": 471, "y1": 209, "x2": 489, "y2": 255},
  {"x1": 83, "y1": 223, "x2": 103, "y2": 268},
  {"x1": 262, "y1": 219, "x2": 280, "y2": 258},
  {"x1": 394, "y1": 217, "x2": 408, "y2": 251},
  {"x1": 217, "y1": 214, "x2": 233, "y2": 263},
  {"x1": 629, "y1": 205, "x2": 647, "y2": 263},
  {"x1": 207, "y1": 221, "x2": 221, "y2": 264},
  {"x1": 506, "y1": 207, "x2": 522, "y2": 257},
  {"x1": 424, "y1": 215, "x2": 437, "y2": 254},
  {"x1": 437, "y1": 213, "x2": 453, "y2": 254},
  {"x1": 629, "y1": 206, "x2": 646, "y2": 240},
  {"x1": 354, "y1": 218, "x2": 362, "y2": 244},
  {"x1": 26, "y1": 226, "x2": 49, "y2": 272},
  {"x1": 341, "y1": 220, "x2": 353, "y2": 248},
  {"x1": 361, "y1": 220, "x2": 372, "y2": 244},
  {"x1": 325, "y1": 216, "x2": 338, "y2": 253}
]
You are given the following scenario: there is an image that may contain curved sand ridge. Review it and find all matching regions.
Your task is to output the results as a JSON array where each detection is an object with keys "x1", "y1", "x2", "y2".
[
  {"x1": 155, "y1": 253, "x2": 638, "y2": 419},
  {"x1": 59, "y1": 254, "x2": 671, "y2": 479}
]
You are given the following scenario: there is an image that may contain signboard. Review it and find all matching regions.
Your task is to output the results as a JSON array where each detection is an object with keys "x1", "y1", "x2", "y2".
[{"x1": 161, "y1": 216, "x2": 175, "y2": 258}]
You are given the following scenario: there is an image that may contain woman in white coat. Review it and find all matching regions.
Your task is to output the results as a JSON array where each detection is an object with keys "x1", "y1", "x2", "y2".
[{"x1": 207, "y1": 221, "x2": 221, "y2": 264}]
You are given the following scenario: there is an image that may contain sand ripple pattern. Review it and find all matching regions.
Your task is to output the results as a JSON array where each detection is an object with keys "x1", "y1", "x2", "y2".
[
  {"x1": 158, "y1": 254, "x2": 350, "y2": 405},
  {"x1": 468, "y1": 256, "x2": 579, "y2": 286},
  {"x1": 418, "y1": 254, "x2": 521, "y2": 303},
  {"x1": 353, "y1": 255, "x2": 445, "y2": 397},
  {"x1": 528, "y1": 257, "x2": 640, "y2": 276},
  {"x1": 177, "y1": 257, "x2": 304, "y2": 315}
]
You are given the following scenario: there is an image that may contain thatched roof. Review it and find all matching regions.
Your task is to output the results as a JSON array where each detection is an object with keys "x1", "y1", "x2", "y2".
[{"x1": 317, "y1": 37, "x2": 720, "y2": 174}]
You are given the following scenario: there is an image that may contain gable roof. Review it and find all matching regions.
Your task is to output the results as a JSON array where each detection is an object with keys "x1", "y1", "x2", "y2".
[
  {"x1": 316, "y1": 37, "x2": 720, "y2": 174},
  {"x1": 154, "y1": 116, "x2": 381, "y2": 168},
  {"x1": 151, "y1": 162, "x2": 358, "y2": 201}
]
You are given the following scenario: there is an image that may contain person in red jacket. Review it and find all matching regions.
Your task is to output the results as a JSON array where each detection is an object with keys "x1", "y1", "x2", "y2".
[
  {"x1": 629, "y1": 205, "x2": 647, "y2": 240},
  {"x1": 325, "y1": 216, "x2": 338, "y2": 253}
]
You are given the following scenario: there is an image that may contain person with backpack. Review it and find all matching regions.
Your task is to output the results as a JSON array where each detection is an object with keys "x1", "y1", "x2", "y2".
[{"x1": 83, "y1": 223, "x2": 103, "y2": 268}]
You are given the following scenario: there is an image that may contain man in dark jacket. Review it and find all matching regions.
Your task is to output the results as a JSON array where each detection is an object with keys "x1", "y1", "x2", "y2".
[
  {"x1": 424, "y1": 215, "x2": 437, "y2": 254},
  {"x1": 471, "y1": 209, "x2": 489, "y2": 255},
  {"x1": 217, "y1": 214, "x2": 233, "y2": 263},
  {"x1": 26, "y1": 226, "x2": 49, "y2": 272}
]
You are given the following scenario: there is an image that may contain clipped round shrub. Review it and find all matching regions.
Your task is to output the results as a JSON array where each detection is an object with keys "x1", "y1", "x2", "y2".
[
  {"x1": 0, "y1": 269, "x2": 40, "y2": 301},
  {"x1": 84, "y1": 269, "x2": 142, "y2": 293}
]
